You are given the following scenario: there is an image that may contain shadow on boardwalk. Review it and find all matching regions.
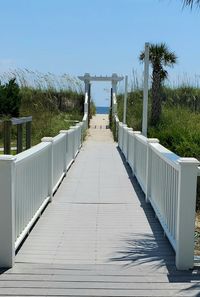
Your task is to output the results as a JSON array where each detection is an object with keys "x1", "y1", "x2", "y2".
[{"x1": 110, "y1": 147, "x2": 200, "y2": 296}]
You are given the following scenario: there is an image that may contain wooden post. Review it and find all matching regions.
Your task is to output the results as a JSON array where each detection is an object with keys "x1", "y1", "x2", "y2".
[
  {"x1": 4, "y1": 120, "x2": 11, "y2": 154},
  {"x1": 26, "y1": 121, "x2": 32, "y2": 149},
  {"x1": 17, "y1": 124, "x2": 23, "y2": 154}
]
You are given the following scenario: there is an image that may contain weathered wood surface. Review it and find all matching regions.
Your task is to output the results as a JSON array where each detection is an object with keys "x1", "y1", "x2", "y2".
[{"x1": 0, "y1": 115, "x2": 199, "y2": 296}]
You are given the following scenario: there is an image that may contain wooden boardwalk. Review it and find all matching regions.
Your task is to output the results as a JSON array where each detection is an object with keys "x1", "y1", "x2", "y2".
[{"x1": 0, "y1": 115, "x2": 200, "y2": 296}]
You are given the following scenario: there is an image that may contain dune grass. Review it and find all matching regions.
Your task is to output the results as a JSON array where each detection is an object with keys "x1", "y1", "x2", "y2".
[{"x1": 0, "y1": 70, "x2": 84, "y2": 146}]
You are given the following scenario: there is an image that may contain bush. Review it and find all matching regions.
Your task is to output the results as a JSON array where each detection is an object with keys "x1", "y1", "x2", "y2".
[{"x1": 0, "y1": 79, "x2": 21, "y2": 117}]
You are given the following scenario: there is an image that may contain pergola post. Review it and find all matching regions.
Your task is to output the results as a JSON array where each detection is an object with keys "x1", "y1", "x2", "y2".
[
  {"x1": 111, "y1": 81, "x2": 117, "y2": 95},
  {"x1": 84, "y1": 74, "x2": 90, "y2": 94}
]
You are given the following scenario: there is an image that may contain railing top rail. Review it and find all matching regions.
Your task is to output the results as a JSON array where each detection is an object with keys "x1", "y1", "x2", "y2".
[
  {"x1": 53, "y1": 133, "x2": 66, "y2": 143},
  {"x1": 67, "y1": 127, "x2": 77, "y2": 134},
  {"x1": 119, "y1": 122, "x2": 127, "y2": 127},
  {"x1": 64, "y1": 119, "x2": 79, "y2": 123},
  {"x1": 12, "y1": 116, "x2": 32, "y2": 125},
  {"x1": 15, "y1": 142, "x2": 51, "y2": 164},
  {"x1": 0, "y1": 116, "x2": 32, "y2": 125},
  {"x1": 150, "y1": 142, "x2": 180, "y2": 170},
  {"x1": 134, "y1": 133, "x2": 148, "y2": 145}
]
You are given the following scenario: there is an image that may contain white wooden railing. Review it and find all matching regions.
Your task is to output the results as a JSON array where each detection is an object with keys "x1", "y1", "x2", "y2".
[
  {"x1": 0, "y1": 92, "x2": 88, "y2": 268},
  {"x1": 115, "y1": 116, "x2": 200, "y2": 270}
]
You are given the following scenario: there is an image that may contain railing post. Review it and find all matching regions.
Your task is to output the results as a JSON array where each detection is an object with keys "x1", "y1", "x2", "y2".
[
  {"x1": 75, "y1": 123, "x2": 82, "y2": 149},
  {"x1": 132, "y1": 131, "x2": 141, "y2": 175},
  {"x1": 126, "y1": 128, "x2": 133, "y2": 161},
  {"x1": 41, "y1": 137, "x2": 54, "y2": 202},
  {"x1": 127, "y1": 130, "x2": 134, "y2": 170},
  {"x1": 4, "y1": 120, "x2": 12, "y2": 154},
  {"x1": 145, "y1": 138, "x2": 159, "y2": 203},
  {"x1": 17, "y1": 124, "x2": 23, "y2": 154},
  {"x1": 26, "y1": 121, "x2": 32, "y2": 150},
  {"x1": 70, "y1": 126, "x2": 77, "y2": 159},
  {"x1": 0, "y1": 155, "x2": 16, "y2": 268},
  {"x1": 80, "y1": 122, "x2": 84, "y2": 145},
  {"x1": 79, "y1": 123, "x2": 83, "y2": 146},
  {"x1": 121, "y1": 124, "x2": 127, "y2": 154},
  {"x1": 59, "y1": 130, "x2": 68, "y2": 174},
  {"x1": 118, "y1": 123, "x2": 122, "y2": 149},
  {"x1": 115, "y1": 117, "x2": 119, "y2": 142},
  {"x1": 176, "y1": 158, "x2": 200, "y2": 270}
]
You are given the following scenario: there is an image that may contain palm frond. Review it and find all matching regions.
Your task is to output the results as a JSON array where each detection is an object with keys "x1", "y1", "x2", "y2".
[{"x1": 183, "y1": 0, "x2": 200, "y2": 7}]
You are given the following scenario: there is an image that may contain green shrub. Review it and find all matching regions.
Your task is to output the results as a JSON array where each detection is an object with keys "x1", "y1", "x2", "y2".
[{"x1": 0, "y1": 79, "x2": 21, "y2": 117}]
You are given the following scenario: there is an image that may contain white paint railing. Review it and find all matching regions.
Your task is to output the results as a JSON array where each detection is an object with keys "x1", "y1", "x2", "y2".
[
  {"x1": 118, "y1": 122, "x2": 124, "y2": 149},
  {"x1": 52, "y1": 134, "x2": 67, "y2": 191},
  {"x1": 133, "y1": 133, "x2": 149, "y2": 193},
  {"x1": 14, "y1": 143, "x2": 51, "y2": 250},
  {"x1": 0, "y1": 93, "x2": 88, "y2": 268},
  {"x1": 147, "y1": 143, "x2": 179, "y2": 249},
  {"x1": 67, "y1": 129, "x2": 75, "y2": 168},
  {"x1": 116, "y1": 119, "x2": 200, "y2": 270}
]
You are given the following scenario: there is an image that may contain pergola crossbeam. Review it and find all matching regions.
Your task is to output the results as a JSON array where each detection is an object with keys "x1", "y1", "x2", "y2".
[{"x1": 78, "y1": 73, "x2": 123, "y2": 83}]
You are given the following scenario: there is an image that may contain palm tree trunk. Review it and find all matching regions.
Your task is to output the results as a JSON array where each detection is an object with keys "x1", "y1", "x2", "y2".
[{"x1": 151, "y1": 67, "x2": 162, "y2": 125}]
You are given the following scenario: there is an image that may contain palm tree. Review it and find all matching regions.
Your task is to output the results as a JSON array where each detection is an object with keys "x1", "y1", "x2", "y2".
[
  {"x1": 139, "y1": 43, "x2": 177, "y2": 125},
  {"x1": 183, "y1": 0, "x2": 200, "y2": 7}
]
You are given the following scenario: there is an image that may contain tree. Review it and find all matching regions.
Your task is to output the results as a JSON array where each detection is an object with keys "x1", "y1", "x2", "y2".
[
  {"x1": 183, "y1": 0, "x2": 200, "y2": 7},
  {"x1": 140, "y1": 43, "x2": 177, "y2": 125},
  {"x1": 0, "y1": 78, "x2": 21, "y2": 117}
]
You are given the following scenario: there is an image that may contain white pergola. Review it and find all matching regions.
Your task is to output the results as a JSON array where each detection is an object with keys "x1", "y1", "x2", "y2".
[{"x1": 78, "y1": 73, "x2": 124, "y2": 95}]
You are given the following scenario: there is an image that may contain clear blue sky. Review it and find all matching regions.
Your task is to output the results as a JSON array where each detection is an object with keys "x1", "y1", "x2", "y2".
[{"x1": 0, "y1": 0, "x2": 199, "y2": 106}]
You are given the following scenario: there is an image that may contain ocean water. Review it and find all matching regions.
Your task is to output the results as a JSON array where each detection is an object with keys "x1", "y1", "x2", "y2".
[{"x1": 96, "y1": 106, "x2": 109, "y2": 114}]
